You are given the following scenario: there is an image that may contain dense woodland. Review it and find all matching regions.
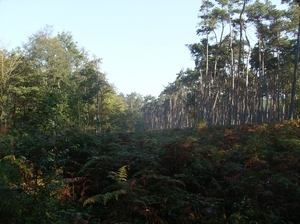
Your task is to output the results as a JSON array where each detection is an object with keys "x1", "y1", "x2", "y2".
[
  {"x1": 1, "y1": 0, "x2": 300, "y2": 223},
  {"x1": 1, "y1": 0, "x2": 300, "y2": 133},
  {"x1": 143, "y1": 0, "x2": 300, "y2": 130}
]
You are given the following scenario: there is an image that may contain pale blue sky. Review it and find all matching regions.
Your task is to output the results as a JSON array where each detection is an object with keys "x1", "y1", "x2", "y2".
[{"x1": 0, "y1": 0, "x2": 201, "y2": 97}]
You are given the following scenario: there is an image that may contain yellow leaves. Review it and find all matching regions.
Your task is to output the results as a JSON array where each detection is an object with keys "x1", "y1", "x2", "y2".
[
  {"x1": 197, "y1": 120, "x2": 207, "y2": 132},
  {"x1": 3, "y1": 154, "x2": 16, "y2": 163},
  {"x1": 45, "y1": 211, "x2": 51, "y2": 218},
  {"x1": 3, "y1": 155, "x2": 32, "y2": 178},
  {"x1": 108, "y1": 165, "x2": 130, "y2": 183},
  {"x1": 83, "y1": 194, "x2": 102, "y2": 207}
]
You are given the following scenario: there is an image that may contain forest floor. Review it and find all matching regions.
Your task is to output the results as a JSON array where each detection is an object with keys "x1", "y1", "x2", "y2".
[
  {"x1": 60, "y1": 121, "x2": 300, "y2": 223},
  {"x1": 1, "y1": 121, "x2": 300, "y2": 223}
]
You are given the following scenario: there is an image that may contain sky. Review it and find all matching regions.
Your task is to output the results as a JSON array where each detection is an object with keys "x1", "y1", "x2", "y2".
[{"x1": 0, "y1": 0, "x2": 201, "y2": 97}]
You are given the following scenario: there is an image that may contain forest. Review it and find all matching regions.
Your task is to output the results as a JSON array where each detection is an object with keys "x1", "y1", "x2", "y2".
[{"x1": 1, "y1": 0, "x2": 300, "y2": 223}]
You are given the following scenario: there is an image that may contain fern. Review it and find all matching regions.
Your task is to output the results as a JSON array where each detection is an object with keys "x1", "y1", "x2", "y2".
[
  {"x1": 83, "y1": 190, "x2": 125, "y2": 206},
  {"x1": 83, "y1": 165, "x2": 130, "y2": 207},
  {"x1": 78, "y1": 155, "x2": 112, "y2": 174},
  {"x1": 103, "y1": 191, "x2": 121, "y2": 204},
  {"x1": 272, "y1": 173, "x2": 294, "y2": 190},
  {"x1": 108, "y1": 165, "x2": 129, "y2": 183},
  {"x1": 165, "y1": 176, "x2": 186, "y2": 188},
  {"x1": 83, "y1": 193, "x2": 103, "y2": 206}
]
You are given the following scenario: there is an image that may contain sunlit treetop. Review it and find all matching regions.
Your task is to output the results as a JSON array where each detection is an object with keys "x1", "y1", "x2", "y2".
[{"x1": 281, "y1": 0, "x2": 300, "y2": 5}]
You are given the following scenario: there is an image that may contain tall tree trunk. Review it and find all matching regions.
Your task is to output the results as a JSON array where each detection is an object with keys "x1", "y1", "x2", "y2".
[
  {"x1": 211, "y1": 23, "x2": 225, "y2": 125},
  {"x1": 0, "y1": 53, "x2": 4, "y2": 130},
  {"x1": 243, "y1": 25, "x2": 251, "y2": 124},
  {"x1": 277, "y1": 36, "x2": 281, "y2": 122},
  {"x1": 229, "y1": 18, "x2": 235, "y2": 125},
  {"x1": 236, "y1": 0, "x2": 246, "y2": 126},
  {"x1": 289, "y1": 2, "x2": 300, "y2": 120},
  {"x1": 96, "y1": 73, "x2": 101, "y2": 133},
  {"x1": 205, "y1": 33, "x2": 212, "y2": 124}
]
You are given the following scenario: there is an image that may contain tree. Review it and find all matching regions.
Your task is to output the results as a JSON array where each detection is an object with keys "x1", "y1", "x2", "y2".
[
  {"x1": 281, "y1": 0, "x2": 300, "y2": 119},
  {"x1": 118, "y1": 92, "x2": 144, "y2": 131},
  {"x1": 141, "y1": 0, "x2": 298, "y2": 130},
  {"x1": 0, "y1": 48, "x2": 22, "y2": 131}
]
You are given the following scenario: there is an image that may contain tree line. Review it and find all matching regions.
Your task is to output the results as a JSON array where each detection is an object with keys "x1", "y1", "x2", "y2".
[
  {"x1": 141, "y1": 0, "x2": 300, "y2": 130},
  {"x1": 0, "y1": 26, "x2": 148, "y2": 134},
  {"x1": 1, "y1": 0, "x2": 300, "y2": 134}
]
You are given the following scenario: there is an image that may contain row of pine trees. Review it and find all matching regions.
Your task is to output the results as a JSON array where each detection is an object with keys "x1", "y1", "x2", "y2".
[{"x1": 142, "y1": 0, "x2": 300, "y2": 130}]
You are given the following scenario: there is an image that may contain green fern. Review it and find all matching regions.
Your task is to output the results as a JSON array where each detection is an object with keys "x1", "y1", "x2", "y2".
[
  {"x1": 108, "y1": 165, "x2": 129, "y2": 183},
  {"x1": 103, "y1": 190, "x2": 123, "y2": 204},
  {"x1": 83, "y1": 190, "x2": 125, "y2": 206},
  {"x1": 83, "y1": 193, "x2": 103, "y2": 206},
  {"x1": 83, "y1": 165, "x2": 130, "y2": 207},
  {"x1": 78, "y1": 155, "x2": 112, "y2": 174},
  {"x1": 165, "y1": 176, "x2": 186, "y2": 188}
]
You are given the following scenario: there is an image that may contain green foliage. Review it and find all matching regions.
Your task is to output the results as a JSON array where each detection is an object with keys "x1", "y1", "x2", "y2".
[
  {"x1": 0, "y1": 26, "x2": 131, "y2": 134},
  {"x1": 52, "y1": 122, "x2": 298, "y2": 223},
  {"x1": 2, "y1": 120, "x2": 300, "y2": 223},
  {"x1": 1, "y1": 15, "x2": 300, "y2": 223},
  {"x1": 83, "y1": 165, "x2": 130, "y2": 207},
  {"x1": 108, "y1": 165, "x2": 130, "y2": 183}
]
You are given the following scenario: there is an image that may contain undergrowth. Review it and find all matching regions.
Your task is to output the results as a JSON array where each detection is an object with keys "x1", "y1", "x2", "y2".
[{"x1": 1, "y1": 121, "x2": 300, "y2": 223}]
